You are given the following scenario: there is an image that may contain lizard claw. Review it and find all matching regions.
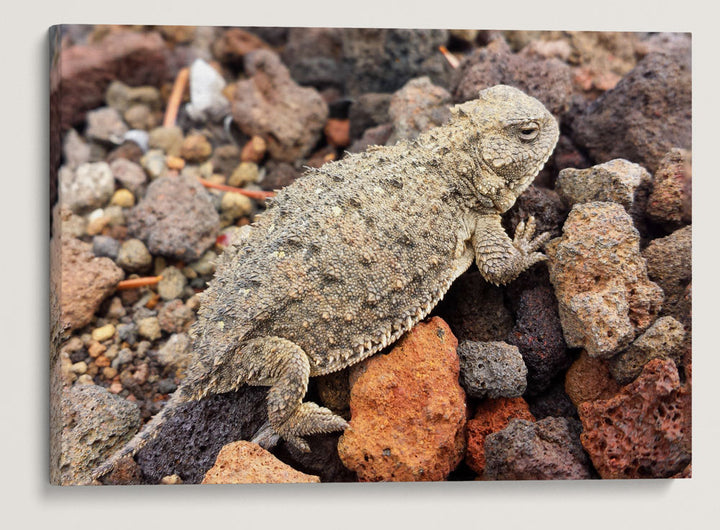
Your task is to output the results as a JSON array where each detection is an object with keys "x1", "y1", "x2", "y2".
[{"x1": 514, "y1": 215, "x2": 550, "y2": 254}]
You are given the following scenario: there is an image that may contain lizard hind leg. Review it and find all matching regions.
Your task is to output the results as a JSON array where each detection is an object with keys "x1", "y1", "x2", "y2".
[{"x1": 241, "y1": 337, "x2": 349, "y2": 452}]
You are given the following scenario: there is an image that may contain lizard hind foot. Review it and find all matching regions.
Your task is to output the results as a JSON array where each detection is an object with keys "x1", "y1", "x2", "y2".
[{"x1": 274, "y1": 402, "x2": 349, "y2": 452}]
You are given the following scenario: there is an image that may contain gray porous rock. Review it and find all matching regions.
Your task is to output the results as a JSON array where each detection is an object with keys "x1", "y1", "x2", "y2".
[
  {"x1": 92, "y1": 84, "x2": 560, "y2": 480},
  {"x1": 457, "y1": 341, "x2": 528, "y2": 399}
]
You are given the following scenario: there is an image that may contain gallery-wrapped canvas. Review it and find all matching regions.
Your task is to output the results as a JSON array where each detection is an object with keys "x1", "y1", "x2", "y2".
[{"x1": 49, "y1": 25, "x2": 691, "y2": 485}]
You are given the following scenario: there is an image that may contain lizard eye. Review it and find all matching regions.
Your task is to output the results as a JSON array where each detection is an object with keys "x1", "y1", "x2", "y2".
[{"x1": 517, "y1": 123, "x2": 540, "y2": 142}]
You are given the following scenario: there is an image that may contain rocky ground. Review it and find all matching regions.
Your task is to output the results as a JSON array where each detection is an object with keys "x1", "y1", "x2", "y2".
[{"x1": 49, "y1": 25, "x2": 692, "y2": 485}]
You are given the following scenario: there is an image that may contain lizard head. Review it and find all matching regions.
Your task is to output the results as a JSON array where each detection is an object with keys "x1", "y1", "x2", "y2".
[{"x1": 451, "y1": 85, "x2": 559, "y2": 212}]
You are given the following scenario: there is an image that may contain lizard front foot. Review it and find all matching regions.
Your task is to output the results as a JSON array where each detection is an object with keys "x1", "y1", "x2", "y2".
[{"x1": 513, "y1": 215, "x2": 550, "y2": 268}]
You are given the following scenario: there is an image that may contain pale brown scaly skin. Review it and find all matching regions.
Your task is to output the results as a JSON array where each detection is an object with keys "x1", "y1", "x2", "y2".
[{"x1": 91, "y1": 85, "x2": 559, "y2": 480}]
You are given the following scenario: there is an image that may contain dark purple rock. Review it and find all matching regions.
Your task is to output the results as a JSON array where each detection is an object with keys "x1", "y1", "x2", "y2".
[
  {"x1": 274, "y1": 432, "x2": 357, "y2": 483},
  {"x1": 434, "y1": 268, "x2": 513, "y2": 343},
  {"x1": 506, "y1": 284, "x2": 570, "y2": 396},
  {"x1": 136, "y1": 387, "x2": 268, "y2": 484},
  {"x1": 526, "y1": 377, "x2": 579, "y2": 420},
  {"x1": 484, "y1": 417, "x2": 592, "y2": 480},
  {"x1": 566, "y1": 35, "x2": 691, "y2": 173},
  {"x1": 451, "y1": 38, "x2": 573, "y2": 118},
  {"x1": 127, "y1": 174, "x2": 220, "y2": 262},
  {"x1": 504, "y1": 185, "x2": 567, "y2": 241}
]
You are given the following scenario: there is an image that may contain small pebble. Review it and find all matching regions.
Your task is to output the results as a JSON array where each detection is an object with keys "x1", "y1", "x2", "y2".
[
  {"x1": 221, "y1": 191, "x2": 253, "y2": 220},
  {"x1": 181, "y1": 133, "x2": 213, "y2": 163},
  {"x1": 228, "y1": 162, "x2": 259, "y2": 187},
  {"x1": 123, "y1": 129, "x2": 150, "y2": 153},
  {"x1": 86, "y1": 107, "x2": 128, "y2": 144},
  {"x1": 140, "y1": 149, "x2": 168, "y2": 179},
  {"x1": 92, "y1": 235, "x2": 121, "y2": 260},
  {"x1": 158, "y1": 266, "x2": 188, "y2": 301},
  {"x1": 76, "y1": 374, "x2": 95, "y2": 385},
  {"x1": 109, "y1": 381, "x2": 123, "y2": 393},
  {"x1": 111, "y1": 348, "x2": 134, "y2": 369},
  {"x1": 137, "y1": 317, "x2": 162, "y2": 341},
  {"x1": 88, "y1": 342, "x2": 106, "y2": 358},
  {"x1": 166, "y1": 155, "x2": 186, "y2": 170},
  {"x1": 111, "y1": 189, "x2": 135, "y2": 208},
  {"x1": 149, "y1": 126, "x2": 183, "y2": 156},
  {"x1": 116, "y1": 323, "x2": 138, "y2": 346},
  {"x1": 116, "y1": 239, "x2": 153, "y2": 273},
  {"x1": 91, "y1": 324, "x2": 116, "y2": 343},
  {"x1": 124, "y1": 103, "x2": 156, "y2": 131},
  {"x1": 103, "y1": 367, "x2": 118, "y2": 379},
  {"x1": 240, "y1": 136, "x2": 267, "y2": 163},
  {"x1": 71, "y1": 361, "x2": 88, "y2": 375},
  {"x1": 95, "y1": 355, "x2": 111, "y2": 368},
  {"x1": 160, "y1": 474, "x2": 183, "y2": 485},
  {"x1": 157, "y1": 378, "x2": 178, "y2": 394}
]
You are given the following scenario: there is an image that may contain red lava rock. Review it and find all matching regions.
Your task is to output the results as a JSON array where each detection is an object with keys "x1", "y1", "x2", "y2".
[
  {"x1": 567, "y1": 37, "x2": 691, "y2": 173},
  {"x1": 465, "y1": 397, "x2": 535, "y2": 475},
  {"x1": 127, "y1": 174, "x2": 220, "y2": 262},
  {"x1": 52, "y1": 30, "x2": 168, "y2": 131},
  {"x1": 565, "y1": 350, "x2": 621, "y2": 407},
  {"x1": 546, "y1": 202, "x2": 663, "y2": 358},
  {"x1": 646, "y1": 148, "x2": 692, "y2": 226},
  {"x1": 324, "y1": 119, "x2": 351, "y2": 148},
  {"x1": 201, "y1": 441, "x2": 320, "y2": 484},
  {"x1": 484, "y1": 417, "x2": 593, "y2": 480},
  {"x1": 231, "y1": 49, "x2": 328, "y2": 162},
  {"x1": 337, "y1": 317, "x2": 467, "y2": 482},
  {"x1": 578, "y1": 358, "x2": 691, "y2": 479},
  {"x1": 58, "y1": 237, "x2": 124, "y2": 330},
  {"x1": 452, "y1": 37, "x2": 573, "y2": 117}
]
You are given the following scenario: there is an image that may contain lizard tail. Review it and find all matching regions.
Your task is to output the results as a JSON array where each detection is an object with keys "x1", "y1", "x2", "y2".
[{"x1": 90, "y1": 391, "x2": 185, "y2": 482}]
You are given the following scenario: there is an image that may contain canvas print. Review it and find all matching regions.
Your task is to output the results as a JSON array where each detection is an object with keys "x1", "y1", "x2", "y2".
[{"x1": 49, "y1": 25, "x2": 691, "y2": 485}]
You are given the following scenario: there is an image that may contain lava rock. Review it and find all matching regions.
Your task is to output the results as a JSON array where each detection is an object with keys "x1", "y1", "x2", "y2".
[
  {"x1": 158, "y1": 300, "x2": 195, "y2": 334},
  {"x1": 457, "y1": 341, "x2": 528, "y2": 399},
  {"x1": 53, "y1": 384, "x2": 141, "y2": 485},
  {"x1": 341, "y1": 28, "x2": 451, "y2": 96},
  {"x1": 202, "y1": 441, "x2": 319, "y2": 484},
  {"x1": 465, "y1": 397, "x2": 535, "y2": 475},
  {"x1": 546, "y1": 202, "x2": 663, "y2": 358},
  {"x1": 578, "y1": 358, "x2": 691, "y2": 479},
  {"x1": 59, "y1": 237, "x2": 124, "y2": 330},
  {"x1": 127, "y1": 174, "x2": 220, "y2": 262},
  {"x1": 609, "y1": 316, "x2": 686, "y2": 385},
  {"x1": 567, "y1": 36, "x2": 691, "y2": 173},
  {"x1": 281, "y1": 27, "x2": 346, "y2": 90},
  {"x1": 484, "y1": 417, "x2": 592, "y2": 480},
  {"x1": 525, "y1": 379, "x2": 579, "y2": 420},
  {"x1": 386, "y1": 76, "x2": 452, "y2": 144},
  {"x1": 565, "y1": 351, "x2": 621, "y2": 407},
  {"x1": 337, "y1": 317, "x2": 467, "y2": 481},
  {"x1": 506, "y1": 285, "x2": 569, "y2": 395},
  {"x1": 435, "y1": 268, "x2": 514, "y2": 343},
  {"x1": 231, "y1": 49, "x2": 329, "y2": 162},
  {"x1": 642, "y1": 226, "x2": 692, "y2": 327},
  {"x1": 211, "y1": 28, "x2": 272, "y2": 67},
  {"x1": 348, "y1": 92, "x2": 392, "y2": 140},
  {"x1": 505, "y1": 185, "x2": 567, "y2": 240},
  {"x1": 646, "y1": 148, "x2": 692, "y2": 226},
  {"x1": 451, "y1": 37, "x2": 573, "y2": 117},
  {"x1": 136, "y1": 387, "x2": 268, "y2": 484},
  {"x1": 274, "y1": 432, "x2": 357, "y2": 483}
]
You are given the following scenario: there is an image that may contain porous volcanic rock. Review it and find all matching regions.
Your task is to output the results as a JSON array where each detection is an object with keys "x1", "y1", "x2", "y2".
[
  {"x1": 565, "y1": 351, "x2": 621, "y2": 407},
  {"x1": 546, "y1": 202, "x2": 663, "y2": 358},
  {"x1": 127, "y1": 174, "x2": 220, "y2": 262},
  {"x1": 646, "y1": 148, "x2": 692, "y2": 226},
  {"x1": 59, "y1": 236, "x2": 124, "y2": 330},
  {"x1": 231, "y1": 49, "x2": 329, "y2": 162},
  {"x1": 578, "y1": 358, "x2": 691, "y2": 479},
  {"x1": 386, "y1": 76, "x2": 452, "y2": 144},
  {"x1": 484, "y1": 417, "x2": 592, "y2": 480},
  {"x1": 202, "y1": 441, "x2": 319, "y2": 484},
  {"x1": 465, "y1": 397, "x2": 535, "y2": 475},
  {"x1": 567, "y1": 36, "x2": 691, "y2": 173},
  {"x1": 457, "y1": 341, "x2": 527, "y2": 399},
  {"x1": 337, "y1": 317, "x2": 467, "y2": 482}
]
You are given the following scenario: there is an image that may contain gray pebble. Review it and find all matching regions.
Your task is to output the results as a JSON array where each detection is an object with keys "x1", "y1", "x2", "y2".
[
  {"x1": 111, "y1": 347, "x2": 135, "y2": 369},
  {"x1": 92, "y1": 235, "x2": 121, "y2": 260},
  {"x1": 116, "y1": 323, "x2": 138, "y2": 345},
  {"x1": 86, "y1": 107, "x2": 128, "y2": 145},
  {"x1": 116, "y1": 238, "x2": 152, "y2": 273},
  {"x1": 158, "y1": 266, "x2": 188, "y2": 300},
  {"x1": 59, "y1": 162, "x2": 115, "y2": 213}
]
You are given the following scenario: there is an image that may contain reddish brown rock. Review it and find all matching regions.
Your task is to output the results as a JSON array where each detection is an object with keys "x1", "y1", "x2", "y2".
[
  {"x1": 202, "y1": 441, "x2": 319, "y2": 484},
  {"x1": 484, "y1": 417, "x2": 593, "y2": 480},
  {"x1": 180, "y1": 133, "x2": 213, "y2": 163},
  {"x1": 52, "y1": 30, "x2": 168, "y2": 131},
  {"x1": 565, "y1": 351, "x2": 621, "y2": 407},
  {"x1": 337, "y1": 317, "x2": 467, "y2": 482},
  {"x1": 59, "y1": 237, "x2": 124, "y2": 330},
  {"x1": 578, "y1": 358, "x2": 691, "y2": 479},
  {"x1": 211, "y1": 28, "x2": 271, "y2": 66},
  {"x1": 646, "y1": 148, "x2": 692, "y2": 226},
  {"x1": 240, "y1": 135, "x2": 268, "y2": 163},
  {"x1": 546, "y1": 202, "x2": 663, "y2": 358},
  {"x1": 231, "y1": 49, "x2": 329, "y2": 162},
  {"x1": 465, "y1": 397, "x2": 535, "y2": 475},
  {"x1": 324, "y1": 119, "x2": 351, "y2": 148}
]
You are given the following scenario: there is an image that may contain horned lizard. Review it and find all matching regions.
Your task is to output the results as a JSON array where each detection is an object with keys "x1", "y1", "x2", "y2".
[{"x1": 92, "y1": 84, "x2": 559, "y2": 480}]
